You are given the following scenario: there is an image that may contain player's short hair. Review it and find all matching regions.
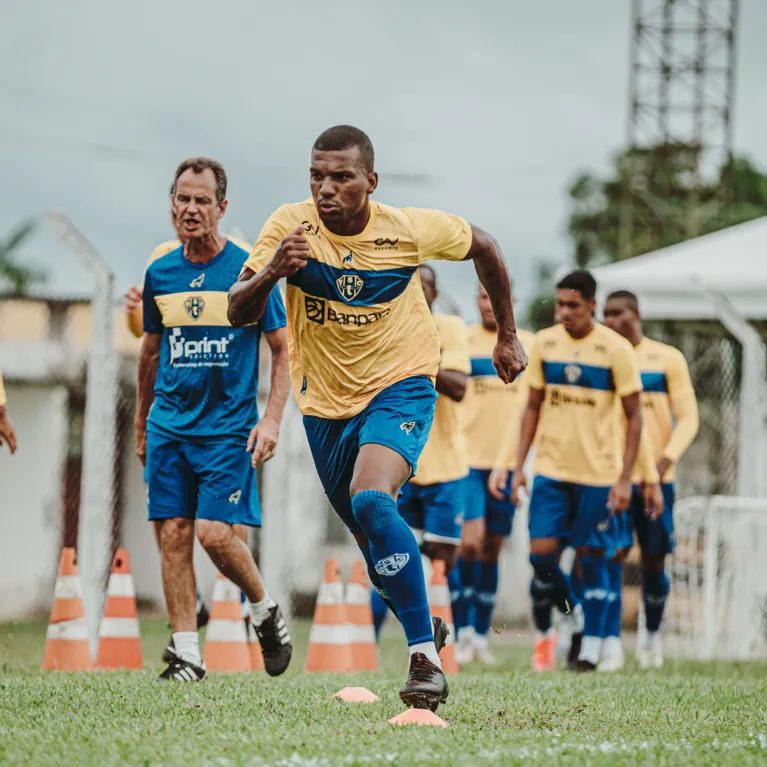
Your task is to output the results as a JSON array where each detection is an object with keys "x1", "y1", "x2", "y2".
[
  {"x1": 172, "y1": 157, "x2": 227, "y2": 203},
  {"x1": 606, "y1": 289, "x2": 640, "y2": 312},
  {"x1": 556, "y1": 270, "x2": 597, "y2": 301},
  {"x1": 312, "y1": 125, "x2": 375, "y2": 173},
  {"x1": 419, "y1": 263, "x2": 437, "y2": 287}
]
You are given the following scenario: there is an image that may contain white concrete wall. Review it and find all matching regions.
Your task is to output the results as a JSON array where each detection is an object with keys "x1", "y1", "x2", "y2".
[{"x1": 0, "y1": 384, "x2": 68, "y2": 619}]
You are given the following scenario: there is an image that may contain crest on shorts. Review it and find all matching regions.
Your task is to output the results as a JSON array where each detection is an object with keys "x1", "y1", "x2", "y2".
[
  {"x1": 184, "y1": 296, "x2": 205, "y2": 321},
  {"x1": 228, "y1": 490, "x2": 241, "y2": 504},
  {"x1": 375, "y1": 553, "x2": 410, "y2": 577},
  {"x1": 336, "y1": 273, "x2": 364, "y2": 302},
  {"x1": 564, "y1": 363, "x2": 582, "y2": 384},
  {"x1": 400, "y1": 421, "x2": 415, "y2": 435}
]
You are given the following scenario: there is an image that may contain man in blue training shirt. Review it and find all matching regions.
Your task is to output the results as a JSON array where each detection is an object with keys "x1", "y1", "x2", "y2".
[{"x1": 136, "y1": 157, "x2": 292, "y2": 682}]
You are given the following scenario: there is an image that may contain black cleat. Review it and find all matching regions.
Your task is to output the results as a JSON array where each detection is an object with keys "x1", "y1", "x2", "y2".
[
  {"x1": 567, "y1": 631, "x2": 583, "y2": 670},
  {"x1": 432, "y1": 616, "x2": 450, "y2": 655},
  {"x1": 157, "y1": 656, "x2": 207, "y2": 682},
  {"x1": 253, "y1": 604, "x2": 292, "y2": 677},
  {"x1": 197, "y1": 601, "x2": 210, "y2": 629},
  {"x1": 400, "y1": 653, "x2": 449, "y2": 712},
  {"x1": 161, "y1": 603, "x2": 209, "y2": 663},
  {"x1": 575, "y1": 659, "x2": 597, "y2": 673},
  {"x1": 162, "y1": 636, "x2": 177, "y2": 664}
]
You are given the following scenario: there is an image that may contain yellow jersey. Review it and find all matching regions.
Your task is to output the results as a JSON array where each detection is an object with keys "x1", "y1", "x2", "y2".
[
  {"x1": 525, "y1": 322, "x2": 643, "y2": 486},
  {"x1": 0, "y1": 370, "x2": 6, "y2": 407},
  {"x1": 243, "y1": 200, "x2": 473, "y2": 419},
  {"x1": 412, "y1": 314, "x2": 471, "y2": 486},
  {"x1": 462, "y1": 325, "x2": 535, "y2": 470},
  {"x1": 631, "y1": 337, "x2": 698, "y2": 482}
]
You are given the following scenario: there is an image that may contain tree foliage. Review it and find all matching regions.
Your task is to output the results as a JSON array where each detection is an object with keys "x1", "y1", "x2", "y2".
[{"x1": 0, "y1": 220, "x2": 43, "y2": 295}]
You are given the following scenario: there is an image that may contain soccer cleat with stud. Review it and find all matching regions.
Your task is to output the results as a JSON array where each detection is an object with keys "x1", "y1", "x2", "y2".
[
  {"x1": 253, "y1": 603, "x2": 292, "y2": 677},
  {"x1": 162, "y1": 636, "x2": 176, "y2": 664},
  {"x1": 157, "y1": 656, "x2": 207, "y2": 682},
  {"x1": 532, "y1": 634, "x2": 557, "y2": 672},
  {"x1": 399, "y1": 652, "x2": 449, "y2": 712},
  {"x1": 432, "y1": 616, "x2": 449, "y2": 655},
  {"x1": 196, "y1": 601, "x2": 210, "y2": 629},
  {"x1": 574, "y1": 658, "x2": 597, "y2": 673},
  {"x1": 566, "y1": 632, "x2": 583, "y2": 670}
]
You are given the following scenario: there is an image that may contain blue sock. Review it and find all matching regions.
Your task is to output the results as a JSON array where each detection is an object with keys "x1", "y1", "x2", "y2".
[
  {"x1": 643, "y1": 568, "x2": 670, "y2": 633},
  {"x1": 474, "y1": 561, "x2": 499, "y2": 636},
  {"x1": 529, "y1": 553, "x2": 577, "y2": 617},
  {"x1": 370, "y1": 588, "x2": 390, "y2": 639},
  {"x1": 530, "y1": 576, "x2": 553, "y2": 632},
  {"x1": 605, "y1": 560, "x2": 623, "y2": 639},
  {"x1": 352, "y1": 490, "x2": 433, "y2": 646},
  {"x1": 450, "y1": 556, "x2": 474, "y2": 635},
  {"x1": 355, "y1": 538, "x2": 399, "y2": 621},
  {"x1": 580, "y1": 555, "x2": 609, "y2": 639}
]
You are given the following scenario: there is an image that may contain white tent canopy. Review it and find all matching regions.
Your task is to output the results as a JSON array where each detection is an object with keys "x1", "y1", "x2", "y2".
[{"x1": 591, "y1": 216, "x2": 767, "y2": 320}]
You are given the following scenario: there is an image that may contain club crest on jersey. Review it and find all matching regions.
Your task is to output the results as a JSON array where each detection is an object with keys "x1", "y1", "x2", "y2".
[
  {"x1": 400, "y1": 421, "x2": 416, "y2": 434},
  {"x1": 375, "y1": 553, "x2": 410, "y2": 577},
  {"x1": 189, "y1": 273, "x2": 205, "y2": 288},
  {"x1": 336, "y1": 273, "x2": 364, "y2": 302},
  {"x1": 564, "y1": 363, "x2": 582, "y2": 384},
  {"x1": 184, "y1": 296, "x2": 205, "y2": 321}
]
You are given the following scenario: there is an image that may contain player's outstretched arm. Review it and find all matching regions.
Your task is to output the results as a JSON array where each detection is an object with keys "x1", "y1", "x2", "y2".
[
  {"x1": 436, "y1": 368, "x2": 468, "y2": 402},
  {"x1": 463, "y1": 225, "x2": 526, "y2": 384},
  {"x1": 659, "y1": 352, "x2": 699, "y2": 479},
  {"x1": 135, "y1": 332, "x2": 161, "y2": 467},
  {"x1": 247, "y1": 327, "x2": 290, "y2": 466},
  {"x1": 227, "y1": 227, "x2": 310, "y2": 327}
]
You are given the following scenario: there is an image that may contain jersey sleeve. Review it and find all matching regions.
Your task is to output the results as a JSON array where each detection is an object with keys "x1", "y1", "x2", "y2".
[
  {"x1": 612, "y1": 341, "x2": 642, "y2": 397},
  {"x1": 635, "y1": 425, "x2": 661, "y2": 483},
  {"x1": 142, "y1": 268, "x2": 164, "y2": 334},
  {"x1": 0, "y1": 370, "x2": 6, "y2": 407},
  {"x1": 405, "y1": 208, "x2": 473, "y2": 263},
  {"x1": 259, "y1": 286, "x2": 288, "y2": 334},
  {"x1": 663, "y1": 350, "x2": 699, "y2": 462},
  {"x1": 439, "y1": 318, "x2": 471, "y2": 374},
  {"x1": 242, "y1": 206, "x2": 296, "y2": 276},
  {"x1": 525, "y1": 337, "x2": 545, "y2": 390}
]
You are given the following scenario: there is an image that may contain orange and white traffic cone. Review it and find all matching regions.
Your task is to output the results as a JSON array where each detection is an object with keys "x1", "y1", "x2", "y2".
[
  {"x1": 345, "y1": 560, "x2": 377, "y2": 672},
  {"x1": 428, "y1": 560, "x2": 459, "y2": 674},
  {"x1": 203, "y1": 573, "x2": 251, "y2": 673},
  {"x1": 96, "y1": 549, "x2": 142, "y2": 670},
  {"x1": 42, "y1": 548, "x2": 93, "y2": 671},
  {"x1": 246, "y1": 618, "x2": 265, "y2": 672},
  {"x1": 306, "y1": 559, "x2": 353, "y2": 673}
]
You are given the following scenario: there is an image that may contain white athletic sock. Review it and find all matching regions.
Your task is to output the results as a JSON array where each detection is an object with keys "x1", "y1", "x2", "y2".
[
  {"x1": 172, "y1": 631, "x2": 201, "y2": 665},
  {"x1": 420, "y1": 554, "x2": 433, "y2": 586},
  {"x1": 249, "y1": 593, "x2": 276, "y2": 628},
  {"x1": 409, "y1": 641, "x2": 442, "y2": 669},
  {"x1": 579, "y1": 635, "x2": 602, "y2": 666}
]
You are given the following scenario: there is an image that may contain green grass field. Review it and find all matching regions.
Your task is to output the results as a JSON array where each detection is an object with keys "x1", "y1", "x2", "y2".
[{"x1": 1, "y1": 616, "x2": 765, "y2": 766}]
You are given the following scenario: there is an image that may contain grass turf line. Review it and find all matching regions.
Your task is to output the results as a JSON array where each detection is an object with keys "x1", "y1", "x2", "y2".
[{"x1": 0, "y1": 617, "x2": 765, "y2": 766}]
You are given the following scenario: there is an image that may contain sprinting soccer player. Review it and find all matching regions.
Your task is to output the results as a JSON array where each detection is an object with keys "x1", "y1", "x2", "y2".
[
  {"x1": 509, "y1": 270, "x2": 655, "y2": 672},
  {"x1": 453, "y1": 283, "x2": 535, "y2": 665},
  {"x1": 0, "y1": 369, "x2": 17, "y2": 455},
  {"x1": 124, "y1": 214, "x2": 272, "y2": 662},
  {"x1": 136, "y1": 157, "x2": 292, "y2": 682},
  {"x1": 602, "y1": 290, "x2": 698, "y2": 669},
  {"x1": 371, "y1": 264, "x2": 471, "y2": 637},
  {"x1": 228, "y1": 125, "x2": 526, "y2": 710}
]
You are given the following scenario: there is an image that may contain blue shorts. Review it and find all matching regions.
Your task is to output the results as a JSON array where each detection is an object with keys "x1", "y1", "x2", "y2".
[
  {"x1": 465, "y1": 468, "x2": 516, "y2": 537},
  {"x1": 398, "y1": 478, "x2": 465, "y2": 545},
  {"x1": 146, "y1": 429, "x2": 260, "y2": 526},
  {"x1": 632, "y1": 483, "x2": 675, "y2": 556},
  {"x1": 528, "y1": 475, "x2": 615, "y2": 555},
  {"x1": 303, "y1": 376, "x2": 437, "y2": 535}
]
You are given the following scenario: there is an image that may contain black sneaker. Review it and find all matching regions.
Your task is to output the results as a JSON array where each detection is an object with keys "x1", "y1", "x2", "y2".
[
  {"x1": 197, "y1": 601, "x2": 210, "y2": 629},
  {"x1": 253, "y1": 604, "x2": 292, "y2": 677},
  {"x1": 567, "y1": 631, "x2": 583, "y2": 670},
  {"x1": 575, "y1": 658, "x2": 597, "y2": 673},
  {"x1": 157, "y1": 656, "x2": 207, "y2": 682},
  {"x1": 432, "y1": 616, "x2": 449, "y2": 655},
  {"x1": 399, "y1": 652, "x2": 449, "y2": 712}
]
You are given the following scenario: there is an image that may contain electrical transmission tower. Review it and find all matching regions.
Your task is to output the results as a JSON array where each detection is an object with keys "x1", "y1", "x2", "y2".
[{"x1": 619, "y1": 0, "x2": 739, "y2": 259}]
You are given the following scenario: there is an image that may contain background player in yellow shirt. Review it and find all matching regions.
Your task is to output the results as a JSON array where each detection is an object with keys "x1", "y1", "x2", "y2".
[
  {"x1": 371, "y1": 265, "x2": 471, "y2": 638},
  {"x1": 0, "y1": 370, "x2": 18, "y2": 455},
  {"x1": 453, "y1": 283, "x2": 535, "y2": 665},
  {"x1": 228, "y1": 125, "x2": 526, "y2": 711},
  {"x1": 510, "y1": 270, "x2": 650, "y2": 672},
  {"x1": 603, "y1": 289, "x2": 699, "y2": 669}
]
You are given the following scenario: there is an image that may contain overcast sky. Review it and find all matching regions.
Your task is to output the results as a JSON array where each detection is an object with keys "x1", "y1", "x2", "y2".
[{"x1": 2, "y1": 0, "x2": 766, "y2": 320}]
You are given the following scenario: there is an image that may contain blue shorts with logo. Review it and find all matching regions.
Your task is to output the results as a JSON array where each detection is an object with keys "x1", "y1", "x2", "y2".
[
  {"x1": 398, "y1": 478, "x2": 466, "y2": 545},
  {"x1": 303, "y1": 376, "x2": 437, "y2": 536},
  {"x1": 146, "y1": 429, "x2": 260, "y2": 526},
  {"x1": 528, "y1": 475, "x2": 615, "y2": 555},
  {"x1": 615, "y1": 482, "x2": 676, "y2": 556},
  {"x1": 465, "y1": 468, "x2": 517, "y2": 537}
]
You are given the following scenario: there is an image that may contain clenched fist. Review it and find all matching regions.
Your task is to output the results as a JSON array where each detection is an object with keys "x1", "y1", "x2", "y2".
[{"x1": 267, "y1": 227, "x2": 311, "y2": 279}]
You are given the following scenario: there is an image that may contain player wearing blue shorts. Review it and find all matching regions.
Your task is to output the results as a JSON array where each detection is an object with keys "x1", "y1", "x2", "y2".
[
  {"x1": 372, "y1": 265, "x2": 471, "y2": 639},
  {"x1": 136, "y1": 158, "x2": 292, "y2": 682},
  {"x1": 603, "y1": 290, "x2": 698, "y2": 670},
  {"x1": 454, "y1": 282, "x2": 535, "y2": 665},
  {"x1": 229, "y1": 126, "x2": 526, "y2": 711},
  {"x1": 510, "y1": 270, "x2": 655, "y2": 672}
]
